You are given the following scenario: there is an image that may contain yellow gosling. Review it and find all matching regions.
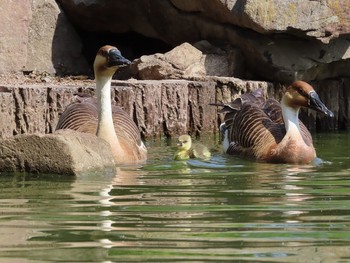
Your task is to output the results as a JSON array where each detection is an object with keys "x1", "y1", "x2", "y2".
[{"x1": 174, "y1": 135, "x2": 211, "y2": 161}]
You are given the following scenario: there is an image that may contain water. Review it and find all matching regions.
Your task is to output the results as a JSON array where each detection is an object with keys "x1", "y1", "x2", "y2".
[{"x1": 0, "y1": 133, "x2": 349, "y2": 262}]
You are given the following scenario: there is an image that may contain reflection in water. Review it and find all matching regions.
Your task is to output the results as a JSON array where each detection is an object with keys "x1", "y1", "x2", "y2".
[{"x1": 0, "y1": 133, "x2": 349, "y2": 262}]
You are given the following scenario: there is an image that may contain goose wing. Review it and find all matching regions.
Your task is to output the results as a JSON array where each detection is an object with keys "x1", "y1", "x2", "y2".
[
  {"x1": 213, "y1": 88, "x2": 265, "y2": 113},
  {"x1": 56, "y1": 96, "x2": 144, "y2": 147},
  {"x1": 111, "y1": 106, "x2": 144, "y2": 147},
  {"x1": 225, "y1": 102, "x2": 285, "y2": 160},
  {"x1": 55, "y1": 97, "x2": 98, "y2": 134}
]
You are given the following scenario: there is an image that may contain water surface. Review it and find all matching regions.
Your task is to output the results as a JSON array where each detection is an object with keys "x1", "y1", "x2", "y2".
[{"x1": 0, "y1": 133, "x2": 349, "y2": 262}]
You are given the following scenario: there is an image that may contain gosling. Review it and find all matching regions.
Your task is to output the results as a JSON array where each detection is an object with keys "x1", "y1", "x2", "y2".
[{"x1": 174, "y1": 135, "x2": 211, "y2": 160}]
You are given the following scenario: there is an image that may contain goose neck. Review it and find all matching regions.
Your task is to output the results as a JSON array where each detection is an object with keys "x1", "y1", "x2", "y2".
[
  {"x1": 95, "y1": 75, "x2": 116, "y2": 138},
  {"x1": 281, "y1": 98, "x2": 301, "y2": 137},
  {"x1": 96, "y1": 76, "x2": 112, "y2": 108}
]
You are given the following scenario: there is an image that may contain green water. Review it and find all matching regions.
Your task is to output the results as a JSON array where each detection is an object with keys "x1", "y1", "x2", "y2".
[{"x1": 0, "y1": 133, "x2": 349, "y2": 262}]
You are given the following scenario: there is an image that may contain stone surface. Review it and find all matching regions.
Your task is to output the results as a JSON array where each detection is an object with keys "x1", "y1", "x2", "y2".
[
  {"x1": 0, "y1": 79, "x2": 271, "y2": 140},
  {"x1": 0, "y1": 130, "x2": 116, "y2": 175},
  {"x1": 0, "y1": 78, "x2": 344, "y2": 143},
  {"x1": 0, "y1": 0, "x2": 32, "y2": 74},
  {"x1": 56, "y1": 0, "x2": 350, "y2": 83},
  {"x1": 130, "y1": 42, "x2": 245, "y2": 80},
  {"x1": 225, "y1": 0, "x2": 340, "y2": 42},
  {"x1": 26, "y1": 0, "x2": 89, "y2": 75},
  {"x1": 172, "y1": 0, "x2": 350, "y2": 42},
  {"x1": 0, "y1": 0, "x2": 89, "y2": 75}
]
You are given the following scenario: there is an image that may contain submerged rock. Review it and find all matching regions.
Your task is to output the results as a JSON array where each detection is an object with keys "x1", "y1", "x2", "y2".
[{"x1": 0, "y1": 130, "x2": 116, "y2": 175}]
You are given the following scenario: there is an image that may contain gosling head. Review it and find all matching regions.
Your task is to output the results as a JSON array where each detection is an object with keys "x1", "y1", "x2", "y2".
[
  {"x1": 177, "y1": 135, "x2": 192, "y2": 151},
  {"x1": 93, "y1": 45, "x2": 131, "y2": 78},
  {"x1": 283, "y1": 81, "x2": 333, "y2": 117}
]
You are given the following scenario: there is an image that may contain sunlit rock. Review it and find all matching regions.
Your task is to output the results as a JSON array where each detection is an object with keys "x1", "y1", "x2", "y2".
[{"x1": 0, "y1": 130, "x2": 116, "y2": 175}]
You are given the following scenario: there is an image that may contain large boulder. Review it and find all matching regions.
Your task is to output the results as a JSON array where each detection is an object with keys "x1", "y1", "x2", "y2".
[
  {"x1": 56, "y1": 0, "x2": 350, "y2": 82},
  {"x1": 130, "y1": 42, "x2": 245, "y2": 80},
  {"x1": 0, "y1": 0, "x2": 89, "y2": 75},
  {"x1": 0, "y1": 130, "x2": 116, "y2": 175}
]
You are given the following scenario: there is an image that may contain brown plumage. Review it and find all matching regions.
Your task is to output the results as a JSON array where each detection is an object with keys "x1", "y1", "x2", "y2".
[
  {"x1": 213, "y1": 81, "x2": 333, "y2": 164},
  {"x1": 56, "y1": 45, "x2": 147, "y2": 164}
]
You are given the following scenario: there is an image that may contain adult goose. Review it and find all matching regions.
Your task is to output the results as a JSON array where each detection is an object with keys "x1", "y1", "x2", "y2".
[
  {"x1": 56, "y1": 45, "x2": 147, "y2": 165},
  {"x1": 213, "y1": 81, "x2": 333, "y2": 164}
]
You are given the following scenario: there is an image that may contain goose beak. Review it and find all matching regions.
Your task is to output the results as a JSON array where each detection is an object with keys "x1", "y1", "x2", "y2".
[
  {"x1": 177, "y1": 142, "x2": 182, "y2": 147},
  {"x1": 108, "y1": 49, "x2": 131, "y2": 67},
  {"x1": 308, "y1": 91, "x2": 334, "y2": 117}
]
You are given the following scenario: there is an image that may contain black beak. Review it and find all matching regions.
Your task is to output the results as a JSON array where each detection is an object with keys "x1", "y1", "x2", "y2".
[
  {"x1": 108, "y1": 49, "x2": 131, "y2": 67},
  {"x1": 308, "y1": 91, "x2": 334, "y2": 117}
]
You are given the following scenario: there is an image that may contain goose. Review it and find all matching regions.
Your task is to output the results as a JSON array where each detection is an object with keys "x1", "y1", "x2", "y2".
[
  {"x1": 174, "y1": 135, "x2": 211, "y2": 160},
  {"x1": 213, "y1": 81, "x2": 333, "y2": 164},
  {"x1": 56, "y1": 45, "x2": 147, "y2": 165}
]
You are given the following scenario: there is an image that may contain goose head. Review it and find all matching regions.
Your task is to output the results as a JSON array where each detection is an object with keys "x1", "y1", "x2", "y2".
[
  {"x1": 282, "y1": 81, "x2": 333, "y2": 117},
  {"x1": 93, "y1": 45, "x2": 131, "y2": 78},
  {"x1": 177, "y1": 135, "x2": 192, "y2": 151}
]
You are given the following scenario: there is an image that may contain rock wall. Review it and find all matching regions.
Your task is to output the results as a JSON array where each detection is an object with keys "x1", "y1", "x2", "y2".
[
  {"x1": 0, "y1": 78, "x2": 346, "y2": 141},
  {"x1": 0, "y1": 0, "x2": 89, "y2": 75},
  {"x1": 1, "y1": 0, "x2": 350, "y2": 83},
  {"x1": 0, "y1": 0, "x2": 349, "y2": 136},
  {"x1": 56, "y1": 0, "x2": 350, "y2": 83}
]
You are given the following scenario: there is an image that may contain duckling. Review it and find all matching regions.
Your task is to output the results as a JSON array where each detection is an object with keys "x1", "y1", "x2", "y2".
[
  {"x1": 213, "y1": 81, "x2": 333, "y2": 164},
  {"x1": 174, "y1": 135, "x2": 211, "y2": 160}
]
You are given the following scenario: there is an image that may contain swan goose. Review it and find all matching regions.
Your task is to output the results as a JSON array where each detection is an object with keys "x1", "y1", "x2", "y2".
[
  {"x1": 215, "y1": 81, "x2": 333, "y2": 164},
  {"x1": 56, "y1": 45, "x2": 147, "y2": 165}
]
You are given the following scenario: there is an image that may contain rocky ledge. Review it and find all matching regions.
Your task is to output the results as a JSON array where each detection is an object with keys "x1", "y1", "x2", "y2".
[{"x1": 0, "y1": 76, "x2": 344, "y2": 141}]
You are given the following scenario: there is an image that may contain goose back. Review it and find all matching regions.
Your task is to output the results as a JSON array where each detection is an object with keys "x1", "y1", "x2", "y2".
[{"x1": 225, "y1": 102, "x2": 285, "y2": 160}]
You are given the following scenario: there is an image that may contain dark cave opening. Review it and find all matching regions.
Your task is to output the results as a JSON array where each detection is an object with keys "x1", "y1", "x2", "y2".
[{"x1": 78, "y1": 30, "x2": 173, "y2": 67}]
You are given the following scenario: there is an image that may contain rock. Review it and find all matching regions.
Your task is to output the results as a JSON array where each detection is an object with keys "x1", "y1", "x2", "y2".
[
  {"x1": 0, "y1": 0, "x2": 32, "y2": 74},
  {"x1": 26, "y1": 0, "x2": 90, "y2": 75},
  {"x1": 226, "y1": 0, "x2": 340, "y2": 43},
  {"x1": 0, "y1": 79, "x2": 275, "y2": 139},
  {"x1": 172, "y1": 0, "x2": 349, "y2": 43},
  {"x1": 0, "y1": 0, "x2": 89, "y2": 75},
  {"x1": 131, "y1": 42, "x2": 245, "y2": 80},
  {"x1": 0, "y1": 87, "x2": 16, "y2": 139},
  {"x1": 0, "y1": 130, "x2": 116, "y2": 175},
  {"x1": 165, "y1": 43, "x2": 203, "y2": 71},
  {"x1": 56, "y1": 0, "x2": 350, "y2": 82},
  {"x1": 194, "y1": 41, "x2": 245, "y2": 78},
  {"x1": 130, "y1": 43, "x2": 204, "y2": 80}
]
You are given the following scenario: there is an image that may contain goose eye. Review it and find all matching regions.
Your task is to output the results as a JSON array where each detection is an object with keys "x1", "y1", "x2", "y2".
[
  {"x1": 299, "y1": 87, "x2": 307, "y2": 95},
  {"x1": 183, "y1": 141, "x2": 187, "y2": 143}
]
